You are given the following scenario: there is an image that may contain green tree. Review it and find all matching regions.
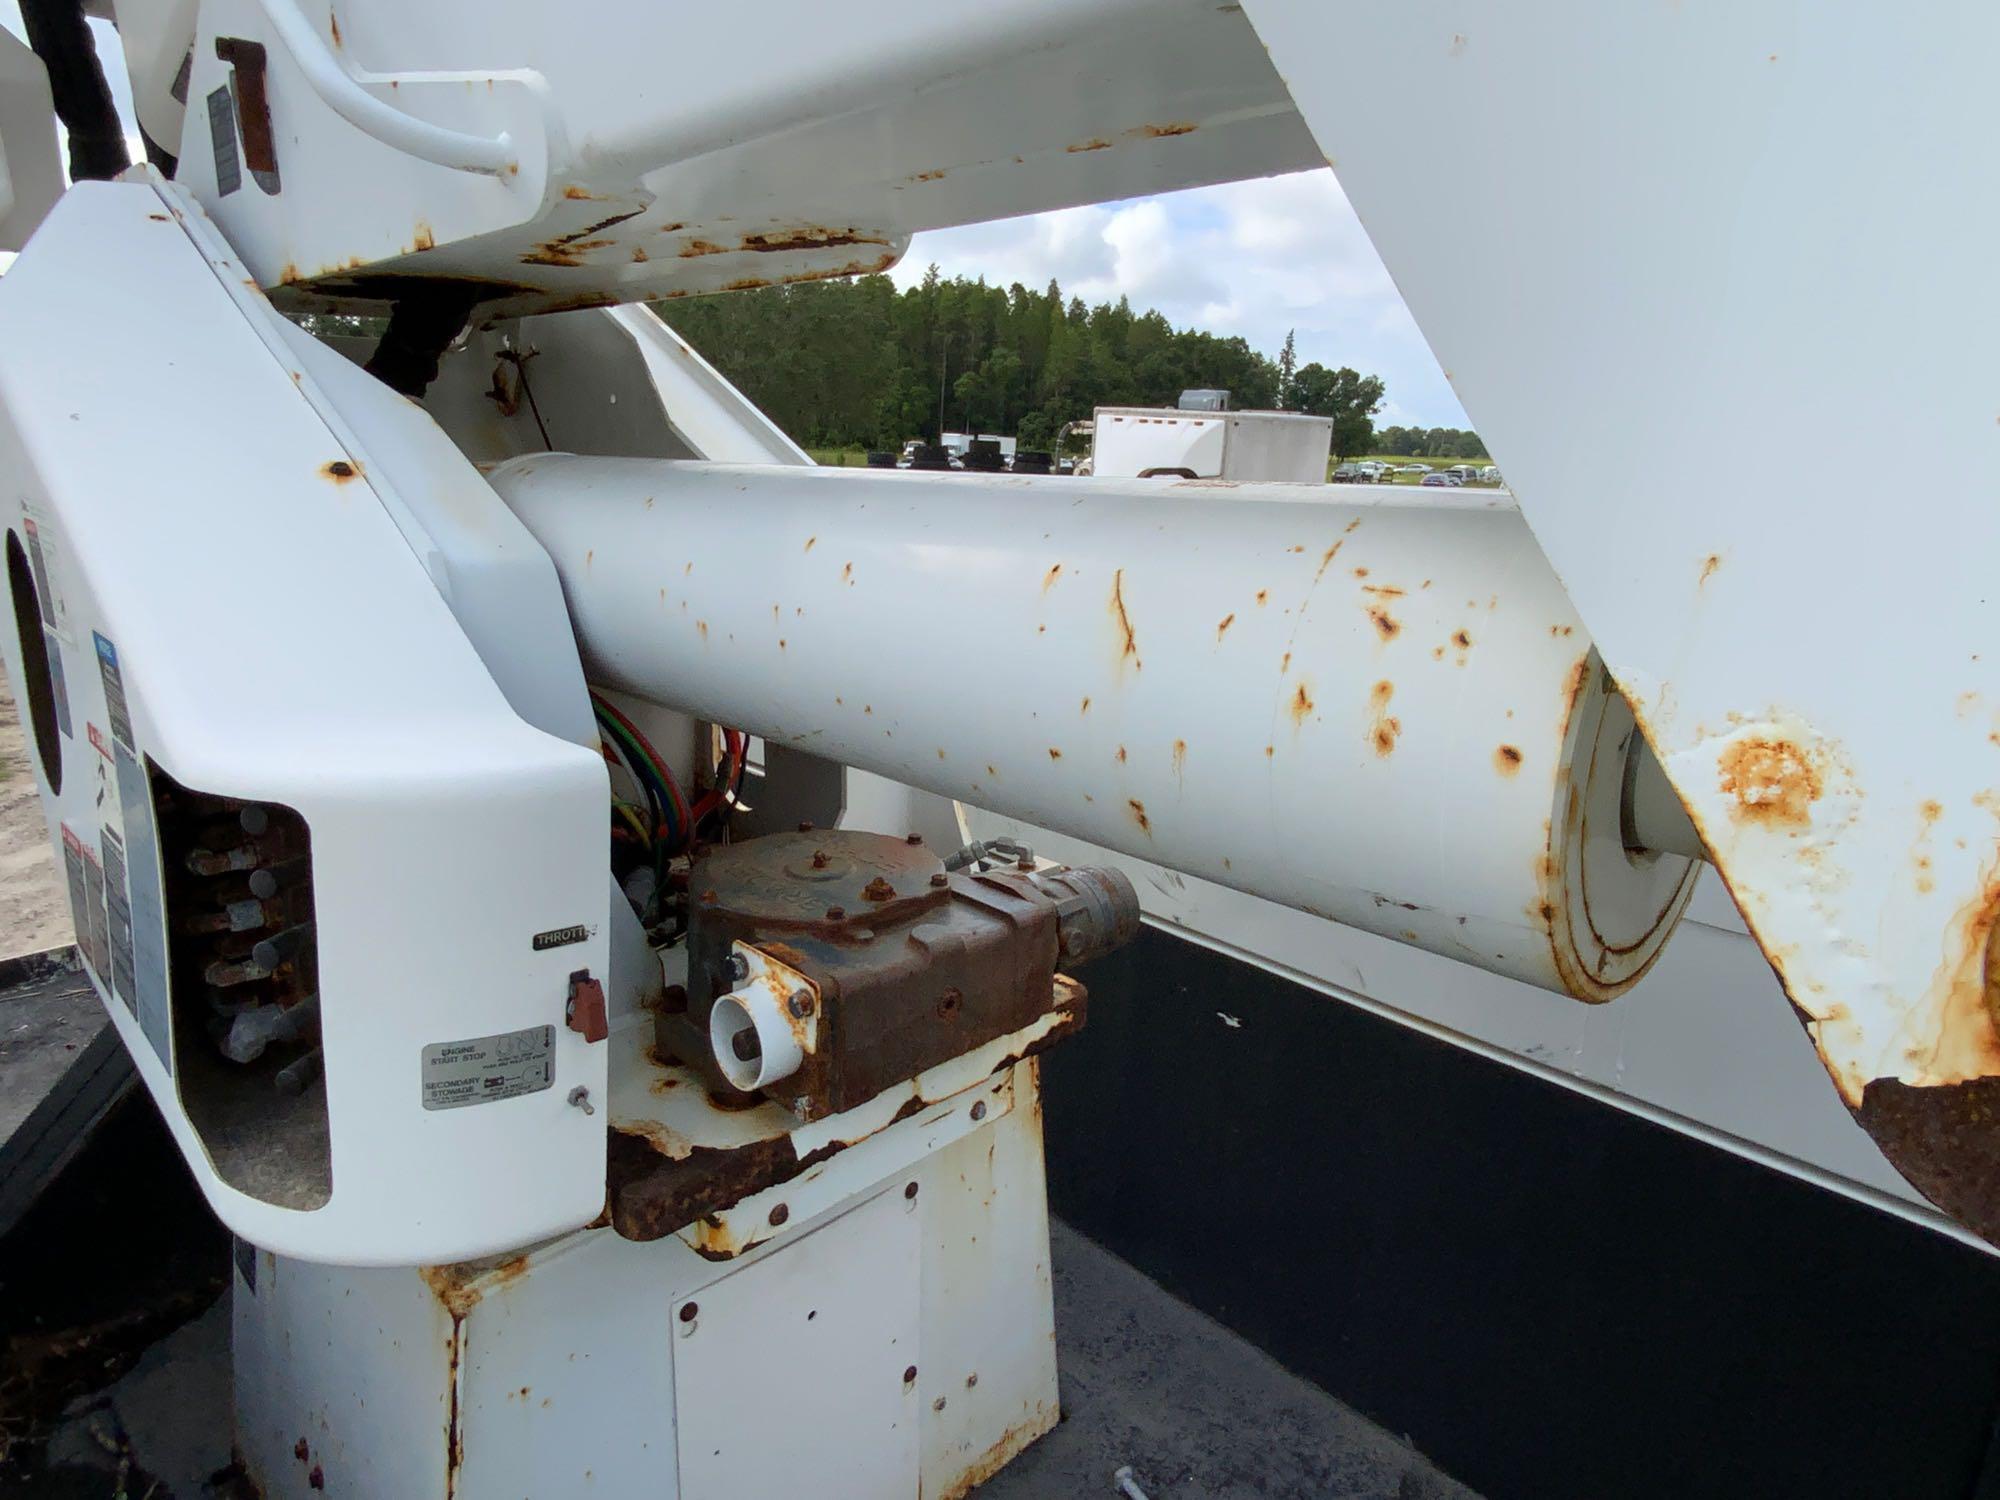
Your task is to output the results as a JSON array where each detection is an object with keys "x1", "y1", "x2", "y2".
[{"x1": 1290, "y1": 363, "x2": 1385, "y2": 460}]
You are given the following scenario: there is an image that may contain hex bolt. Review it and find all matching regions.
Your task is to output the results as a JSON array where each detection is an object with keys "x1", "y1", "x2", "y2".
[
  {"x1": 811, "y1": 849, "x2": 831, "y2": 869},
  {"x1": 825, "y1": 905, "x2": 846, "y2": 921},
  {"x1": 970, "y1": 1100, "x2": 987, "y2": 1122},
  {"x1": 567, "y1": 1086, "x2": 595, "y2": 1116},
  {"x1": 863, "y1": 876, "x2": 896, "y2": 902},
  {"x1": 788, "y1": 989, "x2": 814, "y2": 1018},
  {"x1": 906, "y1": 833, "x2": 924, "y2": 845},
  {"x1": 768, "y1": 1202, "x2": 790, "y2": 1226},
  {"x1": 1016, "y1": 857, "x2": 1035, "y2": 872},
  {"x1": 725, "y1": 952, "x2": 750, "y2": 983},
  {"x1": 797, "y1": 820, "x2": 815, "y2": 833},
  {"x1": 929, "y1": 872, "x2": 949, "y2": 889}
]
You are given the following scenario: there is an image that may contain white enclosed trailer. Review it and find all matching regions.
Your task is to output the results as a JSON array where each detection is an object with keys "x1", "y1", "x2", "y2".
[{"x1": 1090, "y1": 404, "x2": 1333, "y2": 482}]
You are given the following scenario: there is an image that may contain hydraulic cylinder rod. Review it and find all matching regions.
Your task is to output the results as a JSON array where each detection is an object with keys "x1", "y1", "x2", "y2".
[{"x1": 492, "y1": 457, "x2": 1702, "y2": 1000}]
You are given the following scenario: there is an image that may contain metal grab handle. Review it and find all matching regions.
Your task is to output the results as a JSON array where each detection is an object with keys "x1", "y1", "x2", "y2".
[{"x1": 251, "y1": 0, "x2": 519, "y2": 177}]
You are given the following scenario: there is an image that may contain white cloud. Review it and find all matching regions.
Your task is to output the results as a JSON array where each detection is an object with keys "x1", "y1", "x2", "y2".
[{"x1": 896, "y1": 168, "x2": 1471, "y2": 430}]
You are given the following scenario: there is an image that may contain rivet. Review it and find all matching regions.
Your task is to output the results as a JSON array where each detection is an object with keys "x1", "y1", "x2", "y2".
[
  {"x1": 825, "y1": 905, "x2": 846, "y2": 921},
  {"x1": 906, "y1": 832, "x2": 924, "y2": 845},
  {"x1": 970, "y1": 1100, "x2": 987, "y2": 1122},
  {"x1": 903, "y1": 1365, "x2": 918, "y2": 1385},
  {"x1": 904, "y1": 1181, "x2": 920, "y2": 1200},
  {"x1": 788, "y1": 990, "x2": 814, "y2": 1018},
  {"x1": 680, "y1": 1302, "x2": 699, "y2": 1323},
  {"x1": 768, "y1": 1203, "x2": 790, "y2": 1226},
  {"x1": 797, "y1": 820, "x2": 815, "y2": 832}
]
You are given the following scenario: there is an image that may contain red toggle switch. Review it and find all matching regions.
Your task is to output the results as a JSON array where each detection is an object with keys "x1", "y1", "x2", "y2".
[{"x1": 566, "y1": 969, "x2": 608, "y2": 1043}]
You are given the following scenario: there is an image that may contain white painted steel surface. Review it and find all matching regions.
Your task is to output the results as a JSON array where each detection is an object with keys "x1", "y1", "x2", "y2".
[
  {"x1": 0, "y1": 28, "x2": 60, "y2": 251},
  {"x1": 1245, "y1": 0, "x2": 2000, "y2": 1238},
  {"x1": 493, "y1": 458, "x2": 1698, "y2": 1000},
  {"x1": 177, "y1": 0, "x2": 1317, "y2": 315},
  {"x1": 233, "y1": 1056, "x2": 1061, "y2": 1499},
  {"x1": 0, "y1": 178, "x2": 608, "y2": 1263}
]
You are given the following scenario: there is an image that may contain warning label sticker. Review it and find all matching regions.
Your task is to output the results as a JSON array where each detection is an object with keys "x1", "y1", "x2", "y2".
[
  {"x1": 92, "y1": 633, "x2": 133, "y2": 750},
  {"x1": 421, "y1": 1025, "x2": 555, "y2": 1112}
]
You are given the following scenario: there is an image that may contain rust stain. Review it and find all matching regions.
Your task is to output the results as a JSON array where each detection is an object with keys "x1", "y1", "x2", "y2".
[
  {"x1": 680, "y1": 239, "x2": 730, "y2": 257},
  {"x1": 721, "y1": 277, "x2": 772, "y2": 291},
  {"x1": 1110, "y1": 569, "x2": 1141, "y2": 669},
  {"x1": 740, "y1": 227, "x2": 890, "y2": 254},
  {"x1": 1216, "y1": 612, "x2": 1236, "y2": 641},
  {"x1": 1290, "y1": 681, "x2": 1316, "y2": 727},
  {"x1": 1255, "y1": 589, "x2": 1269, "y2": 606},
  {"x1": 1128, "y1": 799, "x2": 1152, "y2": 834},
  {"x1": 1717, "y1": 735, "x2": 1823, "y2": 830},
  {"x1": 696, "y1": 621, "x2": 708, "y2": 641},
  {"x1": 1048, "y1": 748, "x2": 1063, "y2": 760},
  {"x1": 1142, "y1": 122, "x2": 1199, "y2": 137},
  {"x1": 1314, "y1": 541, "x2": 1343, "y2": 580},
  {"x1": 842, "y1": 562, "x2": 854, "y2": 584},
  {"x1": 1280, "y1": 651, "x2": 1291, "y2": 673},
  {"x1": 1080, "y1": 697, "x2": 1091, "y2": 714},
  {"x1": 412, "y1": 221, "x2": 436, "y2": 252},
  {"x1": 912, "y1": 169, "x2": 947, "y2": 182},
  {"x1": 1368, "y1": 606, "x2": 1402, "y2": 641},
  {"x1": 1363, "y1": 584, "x2": 1406, "y2": 598},
  {"x1": 321, "y1": 459, "x2": 361, "y2": 482},
  {"x1": 1495, "y1": 744, "x2": 1524, "y2": 776},
  {"x1": 1115, "y1": 746, "x2": 1128, "y2": 764},
  {"x1": 1067, "y1": 138, "x2": 1114, "y2": 152},
  {"x1": 1172, "y1": 738, "x2": 1188, "y2": 781},
  {"x1": 1353, "y1": 566, "x2": 1369, "y2": 579},
  {"x1": 804, "y1": 536, "x2": 817, "y2": 552},
  {"x1": 1699, "y1": 553, "x2": 1722, "y2": 587},
  {"x1": 631, "y1": 246, "x2": 649, "y2": 263},
  {"x1": 1368, "y1": 680, "x2": 1400, "y2": 757},
  {"x1": 1043, "y1": 563, "x2": 1063, "y2": 592}
]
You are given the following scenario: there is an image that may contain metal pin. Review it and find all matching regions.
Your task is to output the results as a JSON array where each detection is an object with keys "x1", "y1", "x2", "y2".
[{"x1": 567, "y1": 1085, "x2": 595, "y2": 1115}]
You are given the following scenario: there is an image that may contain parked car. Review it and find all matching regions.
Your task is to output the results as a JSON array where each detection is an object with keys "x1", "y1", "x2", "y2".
[
  {"x1": 1331, "y1": 464, "x2": 1364, "y2": 483},
  {"x1": 1397, "y1": 463, "x2": 1430, "y2": 474},
  {"x1": 1479, "y1": 466, "x2": 1502, "y2": 484},
  {"x1": 1420, "y1": 472, "x2": 1453, "y2": 488},
  {"x1": 1445, "y1": 464, "x2": 1479, "y2": 483}
]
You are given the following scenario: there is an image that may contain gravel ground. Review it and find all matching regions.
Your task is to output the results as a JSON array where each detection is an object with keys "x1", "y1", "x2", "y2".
[{"x1": 0, "y1": 683, "x2": 70, "y2": 961}]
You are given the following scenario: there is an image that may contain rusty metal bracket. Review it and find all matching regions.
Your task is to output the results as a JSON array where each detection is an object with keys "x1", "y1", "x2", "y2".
[
  {"x1": 565, "y1": 969, "x2": 608, "y2": 1044},
  {"x1": 214, "y1": 37, "x2": 281, "y2": 191}
]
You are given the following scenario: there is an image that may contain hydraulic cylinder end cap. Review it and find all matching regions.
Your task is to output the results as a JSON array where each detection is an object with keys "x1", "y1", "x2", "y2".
[{"x1": 1040, "y1": 865, "x2": 1142, "y2": 967}]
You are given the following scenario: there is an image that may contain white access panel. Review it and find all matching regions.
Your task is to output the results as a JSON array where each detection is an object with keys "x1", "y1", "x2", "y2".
[{"x1": 671, "y1": 1187, "x2": 922, "y2": 1500}]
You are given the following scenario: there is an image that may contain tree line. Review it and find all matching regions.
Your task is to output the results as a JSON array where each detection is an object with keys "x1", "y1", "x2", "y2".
[{"x1": 654, "y1": 268, "x2": 1481, "y2": 461}]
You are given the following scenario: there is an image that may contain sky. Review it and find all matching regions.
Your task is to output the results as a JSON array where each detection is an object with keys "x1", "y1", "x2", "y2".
[
  {"x1": 895, "y1": 171, "x2": 1469, "y2": 430},
  {"x1": 0, "y1": 10, "x2": 1469, "y2": 429}
]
